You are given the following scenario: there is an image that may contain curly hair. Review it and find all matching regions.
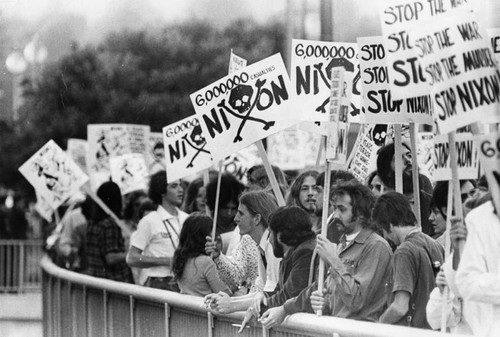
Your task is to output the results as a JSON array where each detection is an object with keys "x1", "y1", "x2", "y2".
[
  {"x1": 123, "y1": 190, "x2": 148, "y2": 221},
  {"x1": 331, "y1": 181, "x2": 376, "y2": 229},
  {"x1": 172, "y1": 213, "x2": 212, "y2": 280},
  {"x1": 148, "y1": 170, "x2": 167, "y2": 205},
  {"x1": 268, "y1": 206, "x2": 315, "y2": 247}
]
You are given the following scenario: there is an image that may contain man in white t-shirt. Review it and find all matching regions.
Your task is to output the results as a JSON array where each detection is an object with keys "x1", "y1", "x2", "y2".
[{"x1": 126, "y1": 170, "x2": 188, "y2": 291}]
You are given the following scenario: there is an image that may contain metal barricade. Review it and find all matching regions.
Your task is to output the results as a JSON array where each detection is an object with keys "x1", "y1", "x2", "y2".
[
  {"x1": 0, "y1": 240, "x2": 44, "y2": 292},
  {"x1": 40, "y1": 255, "x2": 465, "y2": 337}
]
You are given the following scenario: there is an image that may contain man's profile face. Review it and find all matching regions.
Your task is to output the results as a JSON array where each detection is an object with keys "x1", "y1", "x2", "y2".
[
  {"x1": 270, "y1": 229, "x2": 284, "y2": 258},
  {"x1": 390, "y1": 146, "x2": 412, "y2": 174}
]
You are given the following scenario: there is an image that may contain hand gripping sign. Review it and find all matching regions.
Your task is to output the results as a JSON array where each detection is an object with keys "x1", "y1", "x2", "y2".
[
  {"x1": 163, "y1": 115, "x2": 213, "y2": 182},
  {"x1": 19, "y1": 140, "x2": 89, "y2": 209},
  {"x1": 291, "y1": 39, "x2": 361, "y2": 123},
  {"x1": 190, "y1": 54, "x2": 297, "y2": 161}
]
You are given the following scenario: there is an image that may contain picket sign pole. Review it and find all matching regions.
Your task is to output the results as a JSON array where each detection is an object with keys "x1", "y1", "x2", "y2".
[
  {"x1": 447, "y1": 132, "x2": 464, "y2": 252},
  {"x1": 210, "y1": 161, "x2": 224, "y2": 242},
  {"x1": 344, "y1": 125, "x2": 364, "y2": 171},
  {"x1": 409, "y1": 123, "x2": 422, "y2": 229},
  {"x1": 255, "y1": 140, "x2": 286, "y2": 207},
  {"x1": 440, "y1": 182, "x2": 454, "y2": 332},
  {"x1": 82, "y1": 184, "x2": 132, "y2": 237},
  {"x1": 316, "y1": 159, "x2": 332, "y2": 317},
  {"x1": 54, "y1": 207, "x2": 61, "y2": 226},
  {"x1": 203, "y1": 170, "x2": 211, "y2": 215},
  {"x1": 315, "y1": 136, "x2": 326, "y2": 169},
  {"x1": 394, "y1": 124, "x2": 404, "y2": 194}
]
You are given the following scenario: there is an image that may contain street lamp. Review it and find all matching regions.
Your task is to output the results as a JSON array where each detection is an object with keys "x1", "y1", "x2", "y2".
[{"x1": 5, "y1": 51, "x2": 28, "y2": 121}]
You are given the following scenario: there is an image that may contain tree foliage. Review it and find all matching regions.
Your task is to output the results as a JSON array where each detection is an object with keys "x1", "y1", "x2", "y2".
[{"x1": 1, "y1": 19, "x2": 285, "y2": 191}]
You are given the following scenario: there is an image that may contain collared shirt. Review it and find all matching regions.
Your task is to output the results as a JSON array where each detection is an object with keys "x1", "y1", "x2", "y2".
[
  {"x1": 254, "y1": 229, "x2": 281, "y2": 292},
  {"x1": 86, "y1": 217, "x2": 132, "y2": 283},
  {"x1": 456, "y1": 201, "x2": 500, "y2": 337},
  {"x1": 284, "y1": 228, "x2": 392, "y2": 322},
  {"x1": 130, "y1": 205, "x2": 188, "y2": 283}
]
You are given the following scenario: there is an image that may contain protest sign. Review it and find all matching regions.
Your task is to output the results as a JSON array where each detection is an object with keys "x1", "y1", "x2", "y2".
[
  {"x1": 19, "y1": 140, "x2": 89, "y2": 209},
  {"x1": 214, "y1": 144, "x2": 261, "y2": 183},
  {"x1": 475, "y1": 132, "x2": 500, "y2": 214},
  {"x1": 228, "y1": 50, "x2": 247, "y2": 74},
  {"x1": 432, "y1": 133, "x2": 479, "y2": 181},
  {"x1": 411, "y1": 8, "x2": 500, "y2": 133},
  {"x1": 87, "y1": 124, "x2": 150, "y2": 190},
  {"x1": 298, "y1": 121, "x2": 329, "y2": 136},
  {"x1": 325, "y1": 67, "x2": 349, "y2": 164},
  {"x1": 67, "y1": 139, "x2": 88, "y2": 174},
  {"x1": 487, "y1": 28, "x2": 500, "y2": 64},
  {"x1": 109, "y1": 153, "x2": 149, "y2": 194},
  {"x1": 348, "y1": 130, "x2": 378, "y2": 183},
  {"x1": 163, "y1": 115, "x2": 213, "y2": 182},
  {"x1": 357, "y1": 35, "x2": 433, "y2": 124},
  {"x1": 291, "y1": 39, "x2": 362, "y2": 123},
  {"x1": 380, "y1": 0, "x2": 473, "y2": 101},
  {"x1": 191, "y1": 54, "x2": 296, "y2": 161},
  {"x1": 417, "y1": 132, "x2": 435, "y2": 180},
  {"x1": 145, "y1": 132, "x2": 166, "y2": 175}
]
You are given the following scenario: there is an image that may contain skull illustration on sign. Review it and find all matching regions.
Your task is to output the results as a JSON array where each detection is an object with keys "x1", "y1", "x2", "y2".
[
  {"x1": 190, "y1": 125, "x2": 206, "y2": 146},
  {"x1": 229, "y1": 85, "x2": 254, "y2": 114},
  {"x1": 371, "y1": 124, "x2": 388, "y2": 147}
]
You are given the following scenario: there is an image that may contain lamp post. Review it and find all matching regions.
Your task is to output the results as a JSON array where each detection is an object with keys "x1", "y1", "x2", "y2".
[{"x1": 5, "y1": 51, "x2": 28, "y2": 121}]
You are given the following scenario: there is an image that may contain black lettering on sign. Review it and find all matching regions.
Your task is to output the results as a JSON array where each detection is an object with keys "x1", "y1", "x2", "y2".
[
  {"x1": 195, "y1": 73, "x2": 249, "y2": 106},
  {"x1": 456, "y1": 140, "x2": 473, "y2": 167},
  {"x1": 366, "y1": 89, "x2": 403, "y2": 113},
  {"x1": 406, "y1": 94, "x2": 432, "y2": 115},
  {"x1": 202, "y1": 108, "x2": 231, "y2": 138},
  {"x1": 393, "y1": 57, "x2": 426, "y2": 86},
  {"x1": 433, "y1": 28, "x2": 455, "y2": 50},
  {"x1": 435, "y1": 87, "x2": 457, "y2": 120},
  {"x1": 480, "y1": 139, "x2": 500, "y2": 158},
  {"x1": 463, "y1": 48, "x2": 497, "y2": 72},
  {"x1": 168, "y1": 140, "x2": 187, "y2": 163},
  {"x1": 363, "y1": 66, "x2": 389, "y2": 85},
  {"x1": 457, "y1": 21, "x2": 482, "y2": 42},
  {"x1": 294, "y1": 43, "x2": 356, "y2": 59},
  {"x1": 492, "y1": 36, "x2": 500, "y2": 53},
  {"x1": 427, "y1": 0, "x2": 446, "y2": 16},
  {"x1": 164, "y1": 119, "x2": 199, "y2": 138},
  {"x1": 360, "y1": 43, "x2": 385, "y2": 61},
  {"x1": 434, "y1": 142, "x2": 449, "y2": 169},
  {"x1": 383, "y1": 2, "x2": 424, "y2": 25},
  {"x1": 388, "y1": 30, "x2": 413, "y2": 52},
  {"x1": 457, "y1": 70, "x2": 500, "y2": 113}
]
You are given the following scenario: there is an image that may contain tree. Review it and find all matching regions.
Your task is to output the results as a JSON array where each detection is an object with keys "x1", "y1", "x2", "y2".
[{"x1": 1, "y1": 19, "x2": 285, "y2": 191}]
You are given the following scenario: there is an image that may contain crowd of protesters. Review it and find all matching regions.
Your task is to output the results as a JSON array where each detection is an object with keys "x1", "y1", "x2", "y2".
[{"x1": 40, "y1": 140, "x2": 497, "y2": 335}]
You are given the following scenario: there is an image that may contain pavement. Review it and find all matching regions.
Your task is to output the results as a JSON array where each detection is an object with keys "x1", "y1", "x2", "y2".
[{"x1": 0, "y1": 291, "x2": 42, "y2": 337}]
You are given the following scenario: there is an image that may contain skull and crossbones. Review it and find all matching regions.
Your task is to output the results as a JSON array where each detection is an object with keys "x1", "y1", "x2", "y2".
[
  {"x1": 182, "y1": 125, "x2": 210, "y2": 168},
  {"x1": 217, "y1": 79, "x2": 275, "y2": 143}
]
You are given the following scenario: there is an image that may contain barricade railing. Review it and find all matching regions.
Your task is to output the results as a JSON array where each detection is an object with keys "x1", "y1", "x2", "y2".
[
  {"x1": 0, "y1": 239, "x2": 43, "y2": 292},
  {"x1": 40, "y1": 255, "x2": 465, "y2": 337}
]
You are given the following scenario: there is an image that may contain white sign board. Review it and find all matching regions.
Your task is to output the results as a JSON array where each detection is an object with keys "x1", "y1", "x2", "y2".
[
  {"x1": 474, "y1": 132, "x2": 500, "y2": 213},
  {"x1": 411, "y1": 8, "x2": 500, "y2": 133},
  {"x1": 67, "y1": 139, "x2": 88, "y2": 173},
  {"x1": 357, "y1": 35, "x2": 433, "y2": 124},
  {"x1": 291, "y1": 39, "x2": 362, "y2": 122},
  {"x1": 87, "y1": 124, "x2": 150, "y2": 190},
  {"x1": 432, "y1": 133, "x2": 479, "y2": 181},
  {"x1": 163, "y1": 115, "x2": 213, "y2": 182},
  {"x1": 191, "y1": 54, "x2": 297, "y2": 161},
  {"x1": 146, "y1": 132, "x2": 166, "y2": 175},
  {"x1": 109, "y1": 153, "x2": 149, "y2": 194},
  {"x1": 19, "y1": 140, "x2": 89, "y2": 209}
]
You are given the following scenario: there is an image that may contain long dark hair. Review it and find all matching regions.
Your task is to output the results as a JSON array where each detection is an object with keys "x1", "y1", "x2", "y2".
[
  {"x1": 172, "y1": 213, "x2": 212, "y2": 280},
  {"x1": 182, "y1": 178, "x2": 204, "y2": 213}
]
